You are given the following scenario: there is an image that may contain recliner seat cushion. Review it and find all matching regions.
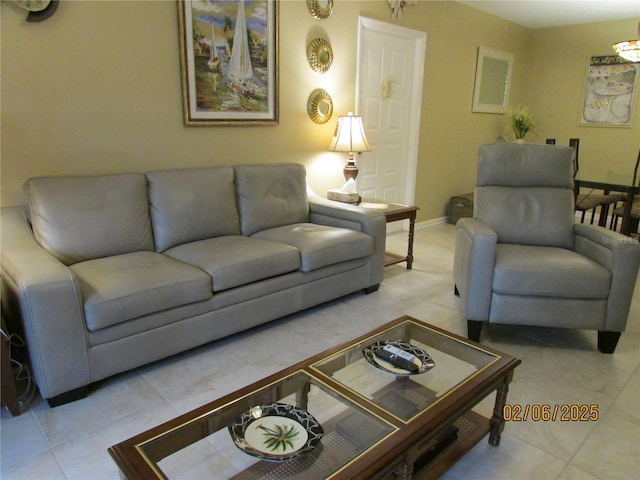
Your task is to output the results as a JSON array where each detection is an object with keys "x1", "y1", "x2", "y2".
[
  {"x1": 146, "y1": 167, "x2": 240, "y2": 252},
  {"x1": 252, "y1": 223, "x2": 373, "y2": 272},
  {"x1": 25, "y1": 173, "x2": 154, "y2": 265},
  {"x1": 70, "y1": 251, "x2": 212, "y2": 331},
  {"x1": 493, "y1": 244, "x2": 611, "y2": 299},
  {"x1": 234, "y1": 164, "x2": 309, "y2": 236},
  {"x1": 164, "y1": 236, "x2": 301, "y2": 292}
]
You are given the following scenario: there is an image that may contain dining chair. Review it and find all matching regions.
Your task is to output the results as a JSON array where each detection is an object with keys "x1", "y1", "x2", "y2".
[
  {"x1": 610, "y1": 148, "x2": 640, "y2": 234},
  {"x1": 572, "y1": 139, "x2": 623, "y2": 226}
]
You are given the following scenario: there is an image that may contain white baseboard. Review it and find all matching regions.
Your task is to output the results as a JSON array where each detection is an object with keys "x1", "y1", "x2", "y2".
[
  {"x1": 390, "y1": 212, "x2": 623, "y2": 234},
  {"x1": 415, "y1": 216, "x2": 448, "y2": 230}
]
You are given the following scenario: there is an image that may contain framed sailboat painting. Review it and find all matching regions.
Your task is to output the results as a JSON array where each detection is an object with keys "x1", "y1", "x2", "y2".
[{"x1": 178, "y1": 0, "x2": 278, "y2": 125}]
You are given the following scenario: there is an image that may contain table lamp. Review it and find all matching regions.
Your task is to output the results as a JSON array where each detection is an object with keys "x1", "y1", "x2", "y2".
[{"x1": 328, "y1": 112, "x2": 372, "y2": 183}]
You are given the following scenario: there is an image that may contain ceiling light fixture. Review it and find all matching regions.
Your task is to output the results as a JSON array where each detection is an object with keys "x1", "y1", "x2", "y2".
[{"x1": 613, "y1": 21, "x2": 640, "y2": 63}]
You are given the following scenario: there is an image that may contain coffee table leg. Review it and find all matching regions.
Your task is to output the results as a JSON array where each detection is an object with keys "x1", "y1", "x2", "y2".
[
  {"x1": 489, "y1": 370, "x2": 513, "y2": 446},
  {"x1": 296, "y1": 381, "x2": 311, "y2": 410}
]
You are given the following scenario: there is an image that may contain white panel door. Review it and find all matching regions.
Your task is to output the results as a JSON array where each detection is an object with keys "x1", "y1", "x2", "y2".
[{"x1": 356, "y1": 18, "x2": 426, "y2": 216}]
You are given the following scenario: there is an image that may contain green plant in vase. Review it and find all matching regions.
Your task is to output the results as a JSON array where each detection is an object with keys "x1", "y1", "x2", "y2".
[
  {"x1": 507, "y1": 105, "x2": 536, "y2": 142},
  {"x1": 257, "y1": 423, "x2": 300, "y2": 452}
]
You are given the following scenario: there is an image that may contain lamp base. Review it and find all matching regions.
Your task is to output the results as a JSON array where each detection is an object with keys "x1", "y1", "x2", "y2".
[
  {"x1": 343, "y1": 159, "x2": 358, "y2": 181},
  {"x1": 327, "y1": 189, "x2": 360, "y2": 204}
]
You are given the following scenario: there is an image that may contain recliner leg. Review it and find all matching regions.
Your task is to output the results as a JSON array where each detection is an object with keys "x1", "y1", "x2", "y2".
[
  {"x1": 598, "y1": 331, "x2": 621, "y2": 354},
  {"x1": 467, "y1": 320, "x2": 483, "y2": 342}
]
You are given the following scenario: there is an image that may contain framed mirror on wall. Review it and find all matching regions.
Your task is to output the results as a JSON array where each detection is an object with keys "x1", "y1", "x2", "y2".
[{"x1": 472, "y1": 46, "x2": 514, "y2": 114}]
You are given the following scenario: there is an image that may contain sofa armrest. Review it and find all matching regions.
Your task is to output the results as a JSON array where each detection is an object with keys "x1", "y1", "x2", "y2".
[
  {"x1": 307, "y1": 192, "x2": 386, "y2": 287},
  {"x1": 453, "y1": 218, "x2": 497, "y2": 321},
  {"x1": 574, "y1": 223, "x2": 640, "y2": 332},
  {"x1": 1, "y1": 206, "x2": 90, "y2": 399}
]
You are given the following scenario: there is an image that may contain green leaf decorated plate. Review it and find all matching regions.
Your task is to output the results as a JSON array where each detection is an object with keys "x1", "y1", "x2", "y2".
[{"x1": 229, "y1": 403, "x2": 324, "y2": 462}]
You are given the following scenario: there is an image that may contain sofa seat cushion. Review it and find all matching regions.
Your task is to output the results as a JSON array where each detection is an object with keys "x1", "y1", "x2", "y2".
[
  {"x1": 252, "y1": 223, "x2": 373, "y2": 273},
  {"x1": 164, "y1": 236, "x2": 301, "y2": 292},
  {"x1": 70, "y1": 251, "x2": 212, "y2": 331},
  {"x1": 493, "y1": 244, "x2": 611, "y2": 299}
]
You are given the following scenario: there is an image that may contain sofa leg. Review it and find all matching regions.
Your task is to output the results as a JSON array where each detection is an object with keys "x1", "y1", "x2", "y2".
[
  {"x1": 47, "y1": 386, "x2": 88, "y2": 407},
  {"x1": 364, "y1": 284, "x2": 380, "y2": 294},
  {"x1": 467, "y1": 320, "x2": 483, "y2": 342},
  {"x1": 598, "y1": 331, "x2": 621, "y2": 354}
]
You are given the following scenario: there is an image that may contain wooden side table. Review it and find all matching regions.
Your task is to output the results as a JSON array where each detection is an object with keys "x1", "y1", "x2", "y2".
[{"x1": 359, "y1": 198, "x2": 419, "y2": 269}]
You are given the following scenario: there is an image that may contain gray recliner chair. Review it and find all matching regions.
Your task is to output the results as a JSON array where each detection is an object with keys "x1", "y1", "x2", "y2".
[{"x1": 453, "y1": 144, "x2": 640, "y2": 353}]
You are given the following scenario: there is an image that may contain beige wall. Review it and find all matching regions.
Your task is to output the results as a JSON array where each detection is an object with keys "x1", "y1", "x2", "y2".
[
  {"x1": 526, "y1": 18, "x2": 640, "y2": 179},
  {"x1": 1, "y1": 1, "x2": 638, "y2": 222}
]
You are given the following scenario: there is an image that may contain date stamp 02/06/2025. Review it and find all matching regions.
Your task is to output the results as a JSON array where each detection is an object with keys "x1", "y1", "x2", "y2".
[{"x1": 503, "y1": 404, "x2": 599, "y2": 422}]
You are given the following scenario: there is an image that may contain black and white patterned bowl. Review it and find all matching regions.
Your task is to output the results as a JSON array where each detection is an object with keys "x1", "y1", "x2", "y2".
[
  {"x1": 362, "y1": 340, "x2": 436, "y2": 376},
  {"x1": 229, "y1": 402, "x2": 324, "y2": 462}
]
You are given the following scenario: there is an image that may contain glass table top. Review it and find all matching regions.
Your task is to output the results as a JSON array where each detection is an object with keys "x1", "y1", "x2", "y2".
[
  {"x1": 574, "y1": 171, "x2": 637, "y2": 188},
  {"x1": 138, "y1": 371, "x2": 395, "y2": 479},
  {"x1": 311, "y1": 318, "x2": 499, "y2": 422},
  {"x1": 110, "y1": 317, "x2": 518, "y2": 480}
]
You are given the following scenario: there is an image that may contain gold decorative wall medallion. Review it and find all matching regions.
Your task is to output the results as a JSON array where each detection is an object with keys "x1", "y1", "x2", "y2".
[
  {"x1": 306, "y1": 0, "x2": 333, "y2": 20},
  {"x1": 307, "y1": 38, "x2": 333, "y2": 74},
  {"x1": 307, "y1": 89, "x2": 333, "y2": 124}
]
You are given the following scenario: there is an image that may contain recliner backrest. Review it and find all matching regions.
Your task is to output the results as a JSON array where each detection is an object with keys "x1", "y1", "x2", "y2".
[{"x1": 475, "y1": 144, "x2": 575, "y2": 249}]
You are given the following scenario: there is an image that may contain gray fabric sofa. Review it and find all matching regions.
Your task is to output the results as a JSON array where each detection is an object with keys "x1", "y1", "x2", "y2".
[{"x1": 1, "y1": 163, "x2": 386, "y2": 406}]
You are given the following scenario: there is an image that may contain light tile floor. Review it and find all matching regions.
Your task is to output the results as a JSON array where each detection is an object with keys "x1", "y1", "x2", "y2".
[{"x1": 1, "y1": 223, "x2": 639, "y2": 479}]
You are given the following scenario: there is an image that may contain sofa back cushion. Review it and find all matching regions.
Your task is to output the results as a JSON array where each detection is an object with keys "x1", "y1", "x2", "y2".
[
  {"x1": 25, "y1": 173, "x2": 154, "y2": 265},
  {"x1": 234, "y1": 164, "x2": 309, "y2": 236},
  {"x1": 146, "y1": 167, "x2": 240, "y2": 251}
]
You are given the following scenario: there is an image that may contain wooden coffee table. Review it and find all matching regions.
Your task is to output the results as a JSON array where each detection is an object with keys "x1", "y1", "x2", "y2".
[{"x1": 109, "y1": 316, "x2": 520, "y2": 479}]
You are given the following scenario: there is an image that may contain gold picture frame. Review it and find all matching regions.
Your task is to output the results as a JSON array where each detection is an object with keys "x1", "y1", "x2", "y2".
[{"x1": 178, "y1": 0, "x2": 279, "y2": 126}]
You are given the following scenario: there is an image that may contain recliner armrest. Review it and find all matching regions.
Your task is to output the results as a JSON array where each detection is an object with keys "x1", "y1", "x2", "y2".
[
  {"x1": 0, "y1": 206, "x2": 90, "y2": 399},
  {"x1": 574, "y1": 224, "x2": 640, "y2": 332},
  {"x1": 454, "y1": 218, "x2": 497, "y2": 320}
]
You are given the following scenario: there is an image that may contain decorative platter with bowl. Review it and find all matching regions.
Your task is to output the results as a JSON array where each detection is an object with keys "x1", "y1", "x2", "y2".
[
  {"x1": 229, "y1": 402, "x2": 324, "y2": 462},
  {"x1": 362, "y1": 340, "x2": 435, "y2": 376}
]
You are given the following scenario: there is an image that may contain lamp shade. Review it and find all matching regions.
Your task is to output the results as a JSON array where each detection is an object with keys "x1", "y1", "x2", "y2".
[{"x1": 328, "y1": 113, "x2": 372, "y2": 153}]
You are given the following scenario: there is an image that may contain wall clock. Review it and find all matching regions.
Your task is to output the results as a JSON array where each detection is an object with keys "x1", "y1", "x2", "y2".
[{"x1": 11, "y1": 0, "x2": 59, "y2": 22}]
